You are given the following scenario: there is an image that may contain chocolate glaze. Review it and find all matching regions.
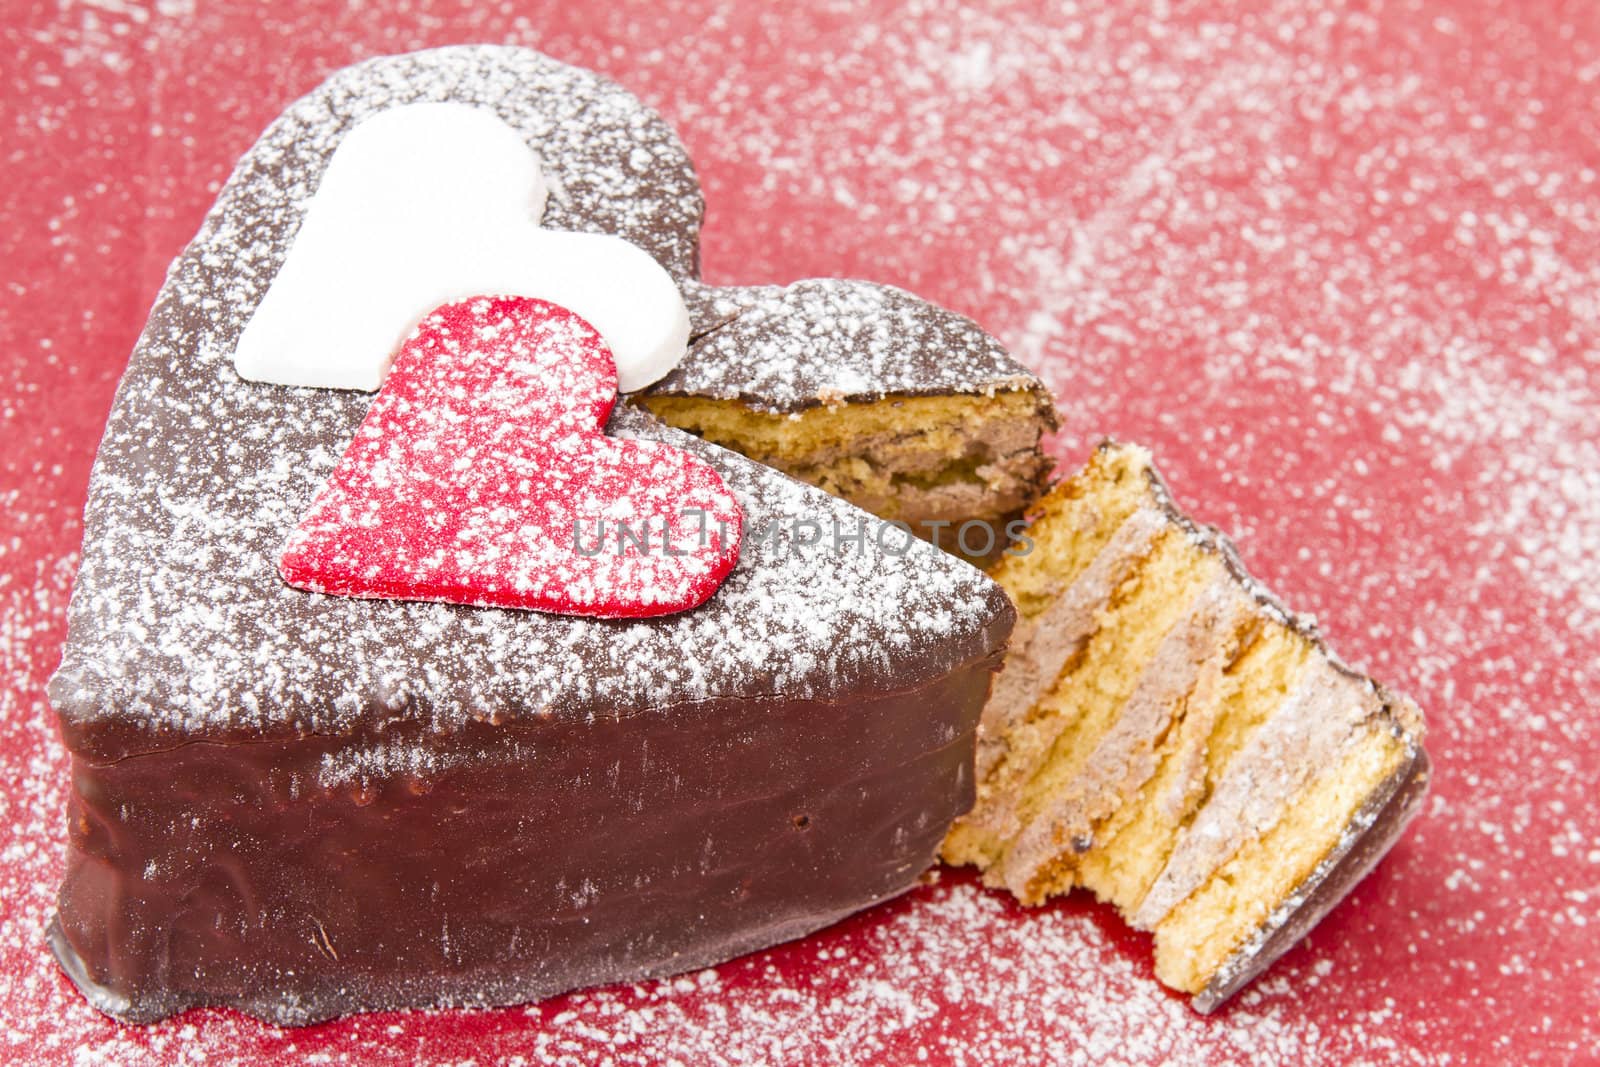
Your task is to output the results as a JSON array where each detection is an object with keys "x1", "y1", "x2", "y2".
[
  {"x1": 660, "y1": 279, "x2": 1059, "y2": 417},
  {"x1": 47, "y1": 46, "x2": 1017, "y2": 1023},
  {"x1": 49, "y1": 663, "x2": 998, "y2": 1026}
]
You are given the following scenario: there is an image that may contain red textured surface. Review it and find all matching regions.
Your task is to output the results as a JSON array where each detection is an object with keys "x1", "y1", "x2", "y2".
[
  {"x1": 280, "y1": 296, "x2": 741, "y2": 618},
  {"x1": 3, "y1": 2, "x2": 1597, "y2": 1064}
]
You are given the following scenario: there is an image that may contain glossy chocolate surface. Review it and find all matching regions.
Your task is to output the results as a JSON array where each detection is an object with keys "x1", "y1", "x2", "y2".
[{"x1": 51, "y1": 663, "x2": 999, "y2": 1025}]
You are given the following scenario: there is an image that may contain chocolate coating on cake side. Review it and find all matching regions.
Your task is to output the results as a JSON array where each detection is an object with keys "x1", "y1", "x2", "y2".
[{"x1": 49, "y1": 660, "x2": 1000, "y2": 1026}]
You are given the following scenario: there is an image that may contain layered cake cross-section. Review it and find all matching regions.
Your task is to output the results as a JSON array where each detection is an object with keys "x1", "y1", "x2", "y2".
[
  {"x1": 642, "y1": 281, "x2": 1058, "y2": 564},
  {"x1": 942, "y1": 442, "x2": 1430, "y2": 1010}
]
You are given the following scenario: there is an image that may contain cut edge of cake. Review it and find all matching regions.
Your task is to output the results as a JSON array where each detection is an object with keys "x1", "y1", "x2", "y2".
[
  {"x1": 941, "y1": 439, "x2": 1430, "y2": 1011},
  {"x1": 641, "y1": 279, "x2": 1059, "y2": 565}
]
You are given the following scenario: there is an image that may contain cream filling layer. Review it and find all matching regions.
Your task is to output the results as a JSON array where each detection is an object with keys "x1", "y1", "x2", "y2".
[
  {"x1": 960, "y1": 486, "x2": 1391, "y2": 927},
  {"x1": 966, "y1": 506, "x2": 1168, "y2": 824},
  {"x1": 995, "y1": 576, "x2": 1254, "y2": 896},
  {"x1": 1132, "y1": 654, "x2": 1384, "y2": 929}
]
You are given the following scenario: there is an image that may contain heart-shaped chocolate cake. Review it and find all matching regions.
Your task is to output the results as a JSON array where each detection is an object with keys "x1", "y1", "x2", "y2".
[{"x1": 46, "y1": 45, "x2": 1035, "y2": 1025}]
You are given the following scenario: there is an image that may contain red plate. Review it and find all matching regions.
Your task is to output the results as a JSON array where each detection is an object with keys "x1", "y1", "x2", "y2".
[{"x1": 3, "y1": 2, "x2": 1596, "y2": 1063}]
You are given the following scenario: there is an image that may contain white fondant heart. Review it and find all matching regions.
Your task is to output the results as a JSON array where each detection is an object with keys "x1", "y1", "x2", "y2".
[{"x1": 232, "y1": 102, "x2": 689, "y2": 393}]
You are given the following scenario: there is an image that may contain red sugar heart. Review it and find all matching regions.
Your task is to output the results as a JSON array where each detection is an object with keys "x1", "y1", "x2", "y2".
[{"x1": 279, "y1": 295, "x2": 743, "y2": 618}]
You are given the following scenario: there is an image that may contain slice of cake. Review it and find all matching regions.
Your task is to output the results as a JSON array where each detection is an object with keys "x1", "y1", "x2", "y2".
[
  {"x1": 942, "y1": 442, "x2": 1430, "y2": 1011},
  {"x1": 640, "y1": 281, "x2": 1059, "y2": 565},
  {"x1": 45, "y1": 46, "x2": 1016, "y2": 1026}
]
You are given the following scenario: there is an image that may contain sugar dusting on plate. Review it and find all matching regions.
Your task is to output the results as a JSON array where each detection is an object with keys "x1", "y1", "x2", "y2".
[{"x1": 3, "y1": 0, "x2": 1598, "y2": 1063}]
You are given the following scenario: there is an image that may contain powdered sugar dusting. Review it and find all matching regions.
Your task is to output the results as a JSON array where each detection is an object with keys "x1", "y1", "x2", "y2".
[
  {"x1": 6, "y1": 1, "x2": 1599, "y2": 1063},
  {"x1": 657, "y1": 278, "x2": 1043, "y2": 413},
  {"x1": 48, "y1": 46, "x2": 1010, "y2": 761}
]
